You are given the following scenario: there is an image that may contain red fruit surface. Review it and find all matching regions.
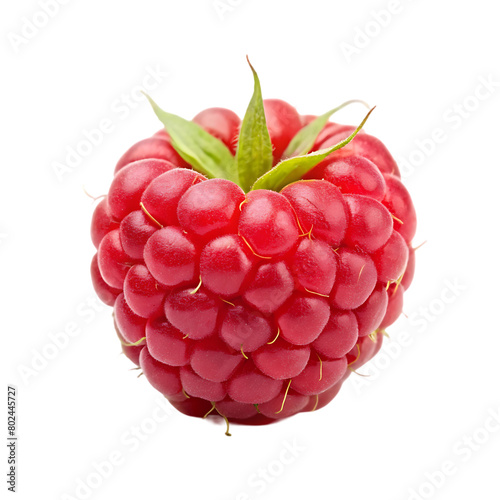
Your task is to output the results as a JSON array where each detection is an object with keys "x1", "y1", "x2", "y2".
[
  {"x1": 164, "y1": 288, "x2": 220, "y2": 340},
  {"x1": 108, "y1": 159, "x2": 175, "y2": 221},
  {"x1": 192, "y1": 107, "x2": 241, "y2": 154},
  {"x1": 243, "y1": 261, "x2": 294, "y2": 314},
  {"x1": 146, "y1": 317, "x2": 191, "y2": 366},
  {"x1": 123, "y1": 264, "x2": 166, "y2": 318},
  {"x1": 276, "y1": 293, "x2": 330, "y2": 345},
  {"x1": 97, "y1": 229, "x2": 132, "y2": 289},
  {"x1": 281, "y1": 180, "x2": 347, "y2": 247},
  {"x1": 141, "y1": 169, "x2": 206, "y2": 227},
  {"x1": 200, "y1": 235, "x2": 255, "y2": 297},
  {"x1": 178, "y1": 179, "x2": 245, "y2": 239},
  {"x1": 239, "y1": 190, "x2": 299, "y2": 257},
  {"x1": 115, "y1": 137, "x2": 186, "y2": 173},
  {"x1": 91, "y1": 198, "x2": 119, "y2": 248},
  {"x1": 90, "y1": 254, "x2": 121, "y2": 306},
  {"x1": 220, "y1": 303, "x2": 273, "y2": 352},
  {"x1": 291, "y1": 238, "x2": 337, "y2": 295},
  {"x1": 343, "y1": 194, "x2": 393, "y2": 253},
  {"x1": 312, "y1": 310, "x2": 359, "y2": 359},
  {"x1": 91, "y1": 95, "x2": 416, "y2": 428},
  {"x1": 252, "y1": 339, "x2": 311, "y2": 380},
  {"x1": 317, "y1": 155, "x2": 386, "y2": 201},
  {"x1": 263, "y1": 99, "x2": 302, "y2": 161},
  {"x1": 382, "y1": 174, "x2": 417, "y2": 243},
  {"x1": 119, "y1": 210, "x2": 158, "y2": 260},
  {"x1": 143, "y1": 227, "x2": 198, "y2": 287},
  {"x1": 354, "y1": 284, "x2": 388, "y2": 337},
  {"x1": 330, "y1": 248, "x2": 377, "y2": 310}
]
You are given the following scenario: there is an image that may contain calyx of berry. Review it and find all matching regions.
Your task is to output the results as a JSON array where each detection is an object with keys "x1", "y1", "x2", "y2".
[{"x1": 145, "y1": 58, "x2": 375, "y2": 193}]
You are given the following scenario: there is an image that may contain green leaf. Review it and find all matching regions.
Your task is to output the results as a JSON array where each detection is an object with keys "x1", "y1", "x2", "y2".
[
  {"x1": 144, "y1": 93, "x2": 238, "y2": 183},
  {"x1": 251, "y1": 106, "x2": 376, "y2": 192},
  {"x1": 235, "y1": 58, "x2": 274, "y2": 192},
  {"x1": 283, "y1": 99, "x2": 370, "y2": 158}
]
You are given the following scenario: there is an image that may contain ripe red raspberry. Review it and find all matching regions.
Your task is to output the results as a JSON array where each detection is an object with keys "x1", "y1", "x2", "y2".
[{"x1": 90, "y1": 62, "x2": 417, "y2": 434}]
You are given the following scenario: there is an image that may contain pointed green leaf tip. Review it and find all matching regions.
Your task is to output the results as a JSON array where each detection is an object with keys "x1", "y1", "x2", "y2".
[
  {"x1": 144, "y1": 93, "x2": 238, "y2": 183},
  {"x1": 283, "y1": 99, "x2": 370, "y2": 158},
  {"x1": 251, "y1": 106, "x2": 376, "y2": 192},
  {"x1": 235, "y1": 57, "x2": 274, "y2": 192}
]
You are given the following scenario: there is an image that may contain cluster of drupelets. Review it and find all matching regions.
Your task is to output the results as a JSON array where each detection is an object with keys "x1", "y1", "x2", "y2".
[{"x1": 91, "y1": 101, "x2": 416, "y2": 431}]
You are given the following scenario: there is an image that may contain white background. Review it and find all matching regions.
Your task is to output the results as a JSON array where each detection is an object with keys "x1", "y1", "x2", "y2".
[{"x1": 2, "y1": 1, "x2": 500, "y2": 499}]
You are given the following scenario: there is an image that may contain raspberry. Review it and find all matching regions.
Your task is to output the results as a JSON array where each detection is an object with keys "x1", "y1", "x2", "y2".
[{"x1": 91, "y1": 61, "x2": 417, "y2": 433}]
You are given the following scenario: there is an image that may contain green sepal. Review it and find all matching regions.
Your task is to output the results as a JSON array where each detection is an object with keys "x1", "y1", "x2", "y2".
[
  {"x1": 251, "y1": 107, "x2": 375, "y2": 192},
  {"x1": 235, "y1": 57, "x2": 274, "y2": 192},
  {"x1": 144, "y1": 93, "x2": 238, "y2": 183},
  {"x1": 283, "y1": 99, "x2": 370, "y2": 158}
]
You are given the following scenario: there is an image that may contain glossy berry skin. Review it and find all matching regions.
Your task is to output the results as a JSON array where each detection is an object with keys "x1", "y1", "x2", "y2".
[
  {"x1": 192, "y1": 107, "x2": 241, "y2": 154},
  {"x1": 91, "y1": 101, "x2": 416, "y2": 428}
]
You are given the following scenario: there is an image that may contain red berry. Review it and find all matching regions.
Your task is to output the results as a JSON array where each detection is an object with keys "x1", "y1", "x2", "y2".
[
  {"x1": 401, "y1": 247, "x2": 416, "y2": 290},
  {"x1": 319, "y1": 155, "x2": 386, "y2": 201},
  {"x1": 252, "y1": 338, "x2": 310, "y2": 380},
  {"x1": 91, "y1": 198, "x2": 119, "y2": 248},
  {"x1": 277, "y1": 293, "x2": 330, "y2": 345},
  {"x1": 192, "y1": 107, "x2": 241, "y2": 154},
  {"x1": 343, "y1": 194, "x2": 393, "y2": 253},
  {"x1": 123, "y1": 264, "x2": 166, "y2": 318},
  {"x1": 143, "y1": 227, "x2": 198, "y2": 287},
  {"x1": 146, "y1": 317, "x2": 191, "y2": 366},
  {"x1": 164, "y1": 287, "x2": 220, "y2": 340},
  {"x1": 312, "y1": 310, "x2": 359, "y2": 359},
  {"x1": 215, "y1": 398, "x2": 259, "y2": 420},
  {"x1": 354, "y1": 283, "x2": 388, "y2": 337},
  {"x1": 90, "y1": 254, "x2": 121, "y2": 307},
  {"x1": 190, "y1": 337, "x2": 243, "y2": 382},
  {"x1": 243, "y1": 261, "x2": 294, "y2": 314},
  {"x1": 220, "y1": 303, "x2": 273, "y2": 352},
  {"x1": 227, "y1": 360, "x2": 283, "y2": 404},
  {"x1": 379, "y1": 283, "x2": 405, "y2": 329},
  {"x1": 200, "y1": 235, "x2": 255, "y2": 297},
  {"x1": 114, "y1": 293, "x2": 146, "y2": 344},
  {"x1": 115, "y1": 320, "x2": 143, "y2": 366},
  {"x1": 91, "y1": 85, "x2": 416, "y2": 429},
  {"x1": 180, "y1": 366, "x2": 226, "y2": 401},
  {"x1": 115, "y1": 137, "x2": 186, "y2": 174},
  {"x1": 382, "y1": 174, "x2": 417, "y2": 243},
  {"x1": 178, "y1": 179, "x2": 244, "y2": 239},
  {"x1": 239, "y1": 190, "x2": 299, "y2": 257},
  {"x1": 263, "y1": 99, "x2": 302, "y2": 161},
  {"x1": 141, "y1": 168, "x2": 206, "y2": 227},
  {"x1": 258, "y1": 389, "x2": 309, "y2": 419},
  {"x1": 140, "y1": 347, "x2": 182, "y2": 397},
  {"x1": 330, "y1": 248, "x2": 377, "y2": 310},
  {"x1": 372, "y1": 230, "x2": 409, "y2": 283},
  {"x1": 291, "y1": 355, "x2": 347, "y2": 396},
  {"x1": 108, "y1": 159, "x2": 175, "y2": 221},
  {"x1": 281, "y1": 180, "x2": 347, "y2": 247},
  {"x1": 119, "y1": 210, "x2": 158, "y2": 260},
  {"x1": 291, "y1": 238, "x2": 337, "y2": 296},
  {"x1": 97, "y1": 229, "x2": 132, "y2": 289}
]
